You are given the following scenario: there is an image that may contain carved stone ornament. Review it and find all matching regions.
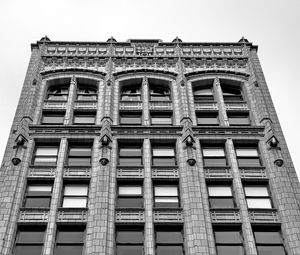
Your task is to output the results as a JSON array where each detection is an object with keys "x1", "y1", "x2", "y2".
[{"x1": 100, "y1": 157, "x2": 109, "y2": 166}]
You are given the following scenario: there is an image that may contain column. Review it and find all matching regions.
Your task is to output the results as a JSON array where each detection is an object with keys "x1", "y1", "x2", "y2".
[
  {"x1": 64, "y1": 76, "x2": 77, "y2": 125},
  {"x1": 213, "y1": 77, "x2": 228, "y2": 126},
  {"x1": 142, "y1": 77, "x2": 150, "y2": 126}
]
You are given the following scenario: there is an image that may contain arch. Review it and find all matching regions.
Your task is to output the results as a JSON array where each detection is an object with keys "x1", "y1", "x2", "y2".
[
  {"x1": 185, "y1": 69, "x2": 250, "y2": 79},
  {"x1": 41, "y1": 68, "x2": 106, "y2": 78},
  {"x1": 113, "y1": 69, "x2": 178, "y2": 79}
]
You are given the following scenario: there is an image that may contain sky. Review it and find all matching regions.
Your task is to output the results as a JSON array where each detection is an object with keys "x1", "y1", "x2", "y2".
[{"x1": 0, "y1": 0, "x2": 299, "y2": 177}]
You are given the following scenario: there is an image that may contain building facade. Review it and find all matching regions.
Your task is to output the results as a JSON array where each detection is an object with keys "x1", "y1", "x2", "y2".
[{"x1": 0, "y1": 37, "x2": 300, "y2": 255}]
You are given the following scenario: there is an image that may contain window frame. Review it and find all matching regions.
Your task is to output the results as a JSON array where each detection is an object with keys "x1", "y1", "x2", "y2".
[
  {"x1": 73, "y1": 112, "x2": 96, "y2": 125},
  {"x1": 117, "y1": 183, "x2": 143, "y2": 208},
  {"x1": 193, "y1": 86, "x2": 215, "y2": 102},
  {"x1": 120, "y1": 85, "x2": 142, "y2": 101},
  {"x1": 228, "y1": 112, "x2": 251, "y2": 126},
  {"x1": 202, "y1": 146, "x2": 227, "y2": 167},
  {"x1": 196, "y1": 112, "x2": 219, "y2": 126},
  {"x1": 221, "y1": 85, "x2": 244, "y2": 102},
  {"x1": 46, "y1": 86, "x2": 69, "y2": 101},
  {"x1": 76, "y1": 86, "x2": 97, "y2": 101},
  {"x1": 118, "y1": 145, "x2": 143, "y2": 167},
  {"x1": 62, "y1": 184, "x2": 89, "y2": 208},
  {"x1": 154, "y1": 184, "x2": 180, "y2": 208},
  {"x1": 244, "y1": 185, "x2": 273, "y2": 209},
  {"x1": 208, "y1": 185, "x2": 235, "y2": 209},
  {"x1": 23, "y1": 183, "x2": 53, "y2": 208},
  {"x1": 119, "y1": 112, "x2": 142, "y2": 125},
  {"x1": 116, "y1": 227, "x2": 144, "y2": 255},
  {"x1": 149, "y1": 86, "x2": 171, "y2": 101},
  {"x1": 152, "y1": 146, "x2": 176, "y2": 166},
  {"x1": 67, "y1": 146, "x2": 92, "y2": 167},
  {"x1": 32, "y1": 146, "x2": 59, "y2": 166},
  {"x1": 150, "y1": 112, "x2": 173, "y2": 125},
  {"x1": 235, "y1": 147, "x2": 262, "y2": 167},
  {"x1": 41, "y1": 112, "x2": 65, "y2": 125}
]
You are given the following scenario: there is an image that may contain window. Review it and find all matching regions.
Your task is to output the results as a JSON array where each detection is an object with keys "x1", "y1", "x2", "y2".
[
  {"x1": 197, "y1": 112, "x2": 219, "y2": 126},
  {"x1": 244, "y1": 186, "x2": 272, "y2": 209},
  {"x1": 117, "y1": 184, "x2": 143, "y2": 208},
  {"x1": 47, "y1": 86, "x2": 69, "y2": 101},
  {"x1": 154, "y1": 185, "x2": 179, "y2": 208},
  {"x1": 254, "y1": 230, "x2": 286, "y2": 255},
  {"x1": 14, "y1": 226, "x2": 45, "y2": 255},
  {"x1": 119, "y1": 146, "x2": 143, "y2": 166},
  {"x1": 235, "y1": 147, "x2": 261, "y2": 167},
  {"x1": 62, "y1": 184, "x2": 88, "y2": 208},
  {"x1": 202, "y1": 147, "x2": 227, "y2": 167},
  {"x1": 23, "y1": 184, "x2": 52, "y2": 208},
  {"x1": 121, "y1": 86, "x2": 141, "y2": 101},
  {"x1": 55, "y1": 226, "x2": 85, "y2": 255},
  {"x1": 214, "y1": 229, "x2": 244, "y2": 255},
  {"x1": 150, "y1": 87, "x2": 171, "y2": 101},
  {"x1": 155, "y1": 226, "x2": 184, "y2": 255},
  {"x1": 151, "y1": 112, "x2": 172, "y2": 125},
  {"x1": 76, "y1": 86, "x2": 97, "y2": 101},
  {"x1": 73, "y1": 113, "x2": 95, "y2": 124},
  {"x1": 152, "y1": 147, "x2": 176, "y2": 166},
  {"x1": 228, "y1": 113, "x2": 250, "y2": 126},
  {"x1": 67, "y1": 146, "x2": 92, "y2": 166},
  {"x1": 120, "y1": 112, "x2": 142, "y2": 125},
  {"x1": 221, "y1": 85, "x2": 243, "y2": 102},
  {"x1": 116, "y1": 227, "x2": 144, "y2": 255},
  {"x1": 33, "y1": 146, "x2": 58, "y2": 166},
  {"x1": 193, "y1": 79, "x2": 214, "y2": 102},
  {"x1": 208, "y1": 185, "x2": 235, "y2": 209},
  {"x1": 41, "y1": 112, "x2": 65, "y2": 125}
]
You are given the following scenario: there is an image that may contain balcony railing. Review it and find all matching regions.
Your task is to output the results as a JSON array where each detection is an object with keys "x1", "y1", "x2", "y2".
[
  {"x1": 149, "y1": 101, "x2": 173, "y2": 111},
  {"x1": 43, "y1": 100, "x2": 67, "y2": 110},
  {"x1": 19, "y1": 208, "x2": 49, "y2": 222},
  {"x1": 119, "y1": 101, "x2": 143, "y2": 110},
  {"x1": 74, "y1": 100, "x2": 97, "y2": 110},
  {"x1": 117, "y1": 167, "x2": 144, "y2": 178},
  {"x1": 27, "y1": 166, "x2": 56, "y2": 178},
  {"x1": 225, "y1": 101, "x2": 249, "y2": 111},
  {"x1": 210, "y1": 209, "x2": 241, "y2": 223},
  {"x1": 249, "y1": 209, "x2": 279, "y2": 223},
  {"x1": 239, "y1": 167, "x2": 267, "y2": 179},
  {"x1": 194, "y1": 101, "x2": 218, "y2": 111},
  {"x1": 204, "y1": 167, "x2": 232, "y2": 179},
  {"x1": 63, "y1": 166, "x2": 91, "y2": 178},
  {"x1": 115, "y1": 209, "x2": 145, "y2": 223},
  {"x1": 153, "y1": 208, "x2": 183, "y2": 223},
  {"x1": 57, "y1": 208, "x2": 88, "y2": 222},
  {"x1": 152, "y1": 167, "x2": 179, "y2": 179}
]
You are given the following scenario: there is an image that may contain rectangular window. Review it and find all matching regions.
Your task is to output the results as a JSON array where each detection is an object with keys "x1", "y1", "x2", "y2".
[
  {"x1": 116, "y1": 228, "x2": 144, "y2": 255},
  {"x1": 244, "y1": 186, "x2": 272, "y2": 209},
  {"x1": 14, "y1": 227, "x2": 45, "y2": 255},
  {"x1": 151, "y1": 113, "x2": 172, "y2": 125},
  {"x1": 55, "y1": 226, "x2": 85, "y2": 255},
  {"x1": 208, "y1": 185, "x2": 234, "y2": 209},
  {"x1": 33, "y1": 146, "x2": 58, "y2": 166},
  {"x1": 120, "y1": 113, "x2": 142, "y2": 125},
  {"x1": 117, "y1": 184, "x2": 143, "y2": 208},
  {"x1": 156, "y1": 226, "x2": 184, "y2": 255},
  {"x1": 236, "y1": 147, "x2": 261, "y2": 167},
  {"x1": 67, "y1": 146, "x2": 92, "y2": 166},
  {"x1": 254, "y1": 230, "x2": 286, "y2": 255},
  {"x1": 202, "y1": 147, "x2": 227, "y2": 167},
  {"x1": 73, "y1": 113, "x2": 95, "y2": 125},
  {"x1": 214, "y1": 229, "x2": 244, "y2": 255},
  {"x1": 152, "y1": 147, "x2": 176, "y2": 166},
  {"x1": 42, "y1": 113, "x2": 65, "y2": 125},
  {"x1": 62, "y1": 184, "x2": 88, "y2": 208},
  {"x1": 197, "y1": 112, "x2": 219, "y2": 126},
  {"x1": 228, "y1": 113, "x2": 250, "y2": 126},
  {"x1": 119, "y1": 146, "x2": 142, "y2": 166},
  {"x1": 154, "y1": 185, "x2": 179, "y2": 208},
  {"x1": 24, "y1": 184, "x2": 52, "y2": 208}
]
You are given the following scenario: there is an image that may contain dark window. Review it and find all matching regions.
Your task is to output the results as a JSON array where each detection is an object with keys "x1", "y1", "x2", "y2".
[
  {"x1": 156, "y1": 227, "x2": 184, "y2": 255},
  {"x1": 193, "y1": 86, "x2": 214, "y2": 102},
  {"x1": 152, "y1": 147, "x2": 176, "y2": 166},
  {"x1": 14, "y1": 227, "x2": 45, "y2": 255},
  {"x1": 33, "y1": 146, "x2": 58, "y2": 166},
  {"x1": 120, "y1": 113, "x2": 142, "y2": 125},
  {"x1": 150, "y1": 87, "x2": 171, "y2": 101},
  {"x1": 67, "y1": 147, "x2": 92, "y2": 166},
  {"x1": 116, "y1": 228, "x2": 144, "y2": 255},
  {"x1": 154, "y1": 185, "x2": 179, "y2": 208},
  {"x1": 254, "y1": 230, "x2": 286, "y2": 255},
  {"x1": 221, "y1": 86, "x2": 243, "y2": 102},
  {"x1": 214, "y1": 229, "x2": 244, "y2": 255},
  {"x1": 202, "y1": 147, "x2": 227, "y2": 167},
  {"x1": 228, "y1": 113, "x2": 250, "y2": 126},
  {"x1": 151, "y1": 112, "x2": 172, "y2": 125},
  {"x1": 197, "y1": 112, "x2": 219, "y2": 126},
  {"x1": 236, "y1": 147, "x2": 261, "y2": 167},
  {"x1": 42, "y1": 113, "x2": 65, "y2": 125},
  {"x1": 73, "y1": 113, "x2": 95, "y2": 125},
  {"x1": 208, "y1": 185, "x2": 234, "y2": 209},
  {"x1": 119, "y1": 146, "x2": 143, "y2": 166},
  {"x1": 24, "y1": 184, "x2": 52, "y2": 208},
  {"x1": 121, "y1": 86, "x2": 141, "y2": 101},
  {"x1": 117, "y1": 184, "x2": 143, "y2": 208},
  {"x1": 76, "y1": 86, "x2": 97, "y2": 101},
  {"x1": 62, "y1": 184, "x2": 88, "y2": 208},
  {"x1": 47, "y1": 86, "x2": 69, "y2": 101},
  {"x1": 244, "y1": 186, "x2": 272, "y2": 209},
  {"x1": 55, "y1": 226, "x2": 85, "y2": 255}
]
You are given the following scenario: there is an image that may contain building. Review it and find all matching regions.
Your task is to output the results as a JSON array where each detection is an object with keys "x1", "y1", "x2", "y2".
[{"x1": 0, "y1": 36, "x2": 300, "y2": 255}]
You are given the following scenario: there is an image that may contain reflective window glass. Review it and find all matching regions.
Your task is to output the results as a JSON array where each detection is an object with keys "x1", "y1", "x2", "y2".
[{"x1": 208, "y1": 186, "x2": 232, "y2": 196}]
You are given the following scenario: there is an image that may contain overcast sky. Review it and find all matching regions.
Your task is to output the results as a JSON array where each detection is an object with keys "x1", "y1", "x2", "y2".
[{"x1": 0, "y1": 0, "x2": 299, "y2": 177}]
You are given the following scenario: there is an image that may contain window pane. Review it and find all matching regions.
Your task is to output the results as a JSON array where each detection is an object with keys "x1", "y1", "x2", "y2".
[
  {"x1": 247, "y1": 198, "x2": 272, "y2": 209},
  {"x1": 157, "y1": 245, "x2": 184, "y2": 255},
  {"x1": 119, "y1": 148, "x2": 142, "y2": 157},
  {"x1": 120, "y1": 116, "x2": 142, "y2": 125},
  {"x1": 117, "y1": 198, "x2": 143, "y2": 208},
  {"x1": 153, "y1": 149, "x2": 175, "y2": 157},
  {"x1": 194, "y1": 88, "x2": 213, "y2": 95},
  {"x1": 15, "y1": 246, "x2": 43, "y2": 255},
  {"x1": 203, "y1": 148, "x2": 225, "y2": 157},
  {"x1": 236, "y1": 148, "x2": 258, "y2": 157},
  {"x1": 197, "y1": 117, "x2": 219, "y2": 125},
  {"x1": 156, "y1": 231, "x2": 183, "y2": 243},
  {"x1": 55, "y1": 245, "x2": 83, "y2": 255},
  {"x1": 229, "y1": 117, "x2": 250, "y2": 125},
  {"x1": 215, "y1": 231, "x2": 242, "y2": 243},
  {"x1": 42, "y1": 115, "x2": 64, "y2": 124},
  {"x1": 116, "y1": 231, "x2": 143, "y2": 243},
  {"x1": 57, "y1": 230, "x2": 84, "y2": 243},
  {"x1": 62, "y1": 198, "x2": 87, "y2": 208},
  {"x1": 28, "y1": 185, "x2": 52, "y2": 194},
  {"x1": 74, "y1": 116, "x2": 95, "y2": 124},
  {"x1": 64, "y1": 186, "x2": 88, "y2": 196},
  {"x1": 244, "y1": 187, "x2": 269, "y2": 196},
  {"x1": 256, "y1": 246, "x2": 285, "y2": 255},
  {"x1": 152, "y1": 117, "x2": 172, "y2": 125},
  {"x1": 216, "y1": 246, "x2": 244, "y2": 255},
  {"x1": 119, "y1": 186, "x2": 142, "y2": 195},
  {"x1": 153, "y1": 158, "x2": 176, "y2": 166},
  {"x1": 237, "y1": 158, "x2": 261, "y2": 167},
  {"x1": 34, "y1": 157, "x2": 57, "y2": 165},
  {"x1": 17, "y1": 231, "x2": 44, "y2": 243},
  {"x1": 68, "y1": 157, "x2": 91, "y2": 166},
  {"x1": 208, "y1": 186, "x2": 232, "y2": 196},
  {"x1": 155, "y1": 186, "x2": 178, "y2": 196},
  {"x1": 35, "y1": 147, "x2": 58, "y2": 156},
  {"x1": 69, "y1": 148, "x2": 91, "y2": 157},
  {"x1": 119, "y1": 158, "x2": 142, "y2": 166},
  {"x1": 203, "y1": 158, "x2": 227, "y2": 167},
  {"x1": 25, "y1": 198, "x2": 51, "y2": 208},
  {"x1": 210, "y1": 198, "x2": 234, "y2": 209},
  {"x1": 254, "y1": 232, "x2": 282, "y2": 244},
  {"x1": 155, "y1": 197, "x2": 179, "y2": 207},
  {"x1": 116, "y1": 245, "x2": 143, "y2": 255}
]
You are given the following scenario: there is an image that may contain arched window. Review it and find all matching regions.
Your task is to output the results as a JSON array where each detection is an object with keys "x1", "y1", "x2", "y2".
[
  {"x1": 47, "y1": 86, "x2": 69, "y2": 101},
  {"x1": 76, "y1": 86, "x2": 97, "y2": 101},
  {"x1": 149, "y1": 78, "x2": 171, "y2": 101},
  {"x1": 193, "y1": 79, "x2": 214, "y2": 102},
  {"x1": 221, "y1": 86, "x2": 243, "y2": 101},
  {"x1": 121, "y1": 85, "x2": 141, "y2": 101}
]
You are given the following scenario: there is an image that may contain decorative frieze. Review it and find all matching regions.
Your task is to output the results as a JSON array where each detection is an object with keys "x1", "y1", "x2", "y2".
[
  {"x1": 204, "y1": 167, "x2": 232, "y2": 179},
  {"x1": 210, "y1": 209, "x2": 241, "y2": 223},
  {"x1": 27, "y1": 166, "x2": 56, "y2": 178},
  {"x1": 249, "y1": 209, "x2": 279, "y2": 223},
  {"x1": 152, "y1": 167, "x2": 179, "y2": 179},
  {"x1": 117, "y1": 167, "x2": 144, "y2": 179},
  {"x1": 115, "y1": 209, "x2": 145, "y2": 223},
  {"x1": 153, "y1": 209, "x2": 183, "y2": 223},
  {"x1": 57, "y1": 208, "x2": 88, "y2": 222},
  {"x1": 19, "y1": 208, "x2": 49, "y2": 222}
]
